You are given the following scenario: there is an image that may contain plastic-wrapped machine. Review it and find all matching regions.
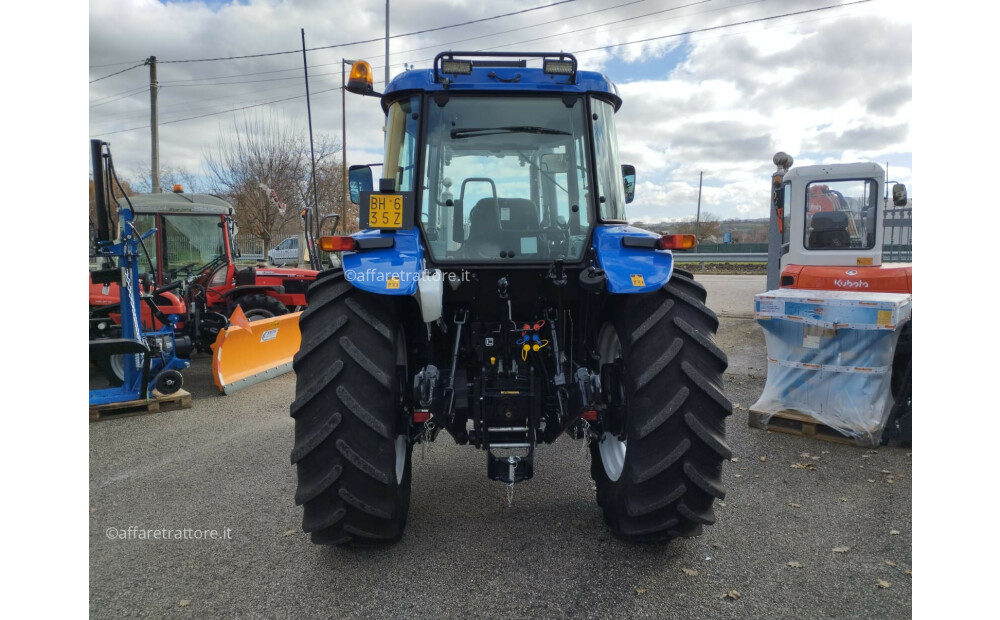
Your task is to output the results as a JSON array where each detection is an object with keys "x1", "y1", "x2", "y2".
[{"x1": 750, "y1": 289, "x2": 912, "y2": 444}]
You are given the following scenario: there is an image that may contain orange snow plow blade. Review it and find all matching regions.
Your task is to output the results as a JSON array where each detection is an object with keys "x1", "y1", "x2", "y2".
[{"x1": 211, "y1": 306, "x2": 301, "y2": 395}]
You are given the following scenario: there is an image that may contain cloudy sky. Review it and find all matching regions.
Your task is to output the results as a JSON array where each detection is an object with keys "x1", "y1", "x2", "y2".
[{"x1": 88, "y1": 0, "x2": 912, "y2": 223}]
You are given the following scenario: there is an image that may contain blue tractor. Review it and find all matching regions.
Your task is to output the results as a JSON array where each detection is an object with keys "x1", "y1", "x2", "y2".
[{"x1": 291, "y1": 52, "x2": 732, "y2": 545}]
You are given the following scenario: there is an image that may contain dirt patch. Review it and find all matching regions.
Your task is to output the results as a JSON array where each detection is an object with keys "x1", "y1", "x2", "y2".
[{"x1": 679, "y1": 263, "x2": 767, "y2": 276}]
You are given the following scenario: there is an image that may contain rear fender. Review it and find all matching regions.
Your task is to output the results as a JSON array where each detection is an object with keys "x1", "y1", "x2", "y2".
[
  {"x1": 592, "y1": 225, "x2": 674, "y2": 294},
  {"x1": 342, "y1": 229, "x2": 423, "y2": 296},
  {"x1": 219, "y1": 285, "x2": 285, "y2": 299}
]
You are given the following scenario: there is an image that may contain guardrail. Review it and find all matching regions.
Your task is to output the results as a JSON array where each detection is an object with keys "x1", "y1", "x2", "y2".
[
  {"x1": 673, "y1": 253, "x2": 767, "y2": 264},
  {"x1": 673, "y1": 251, "x2": 912, "y2": 264}
]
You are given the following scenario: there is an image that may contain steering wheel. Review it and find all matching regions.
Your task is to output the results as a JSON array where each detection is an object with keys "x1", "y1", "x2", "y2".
[
  {"x1": 540, "y1": 225, "x2": 569, "y2": 257},
  {"x1": 168, "y1": 262, "x2": 199, "y2": 280}
]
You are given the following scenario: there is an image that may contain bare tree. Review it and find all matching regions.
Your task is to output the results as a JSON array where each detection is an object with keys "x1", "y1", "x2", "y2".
[
  {"x1": 293, "y1": 134, "x2": 348, "y2": 236},
  {"x1": 204, "y1": 112, "x2": 344, "y2": 249},
  {"x1": 669, "y1": 213, "x2": 722, "y2": 243},
  {"x1": 127, "y1": 163, "x2": 204, "y2": 194}
]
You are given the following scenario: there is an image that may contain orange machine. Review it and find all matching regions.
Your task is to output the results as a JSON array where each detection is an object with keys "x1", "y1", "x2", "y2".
[
  {"x1": 765, "y1": 153, "x2": 911, "y2": 444},
  {"x1": 769, "y1": 154, "x2": 911, "y2": 295}
]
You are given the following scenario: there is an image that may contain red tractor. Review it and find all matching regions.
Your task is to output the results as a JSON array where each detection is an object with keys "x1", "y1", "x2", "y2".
[{"x1": 89, "y1": 188, "x2": 318, "y2": 381}]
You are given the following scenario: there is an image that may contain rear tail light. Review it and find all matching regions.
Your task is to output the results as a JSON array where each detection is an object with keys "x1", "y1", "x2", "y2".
[
  {"x1": 319, "y1": 236, "x2": 358, "y2": 252},
  {"x1": 656, "y1": 234, "x2": 697, "y2": 250}
]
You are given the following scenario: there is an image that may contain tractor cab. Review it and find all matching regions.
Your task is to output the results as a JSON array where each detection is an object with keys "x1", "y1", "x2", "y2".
[
  {"x1": 124, "y1": 190, "x2": 236, "y2": 291},
  {"x1": 414, "y1": 94, "x2": 602, "y2": 263},
  {"x1": 776, "y1": 161, "x2": 911, "y2": 293},
  {"x1": 343, "y1": 52, "x2": 637, "y2": 274}
]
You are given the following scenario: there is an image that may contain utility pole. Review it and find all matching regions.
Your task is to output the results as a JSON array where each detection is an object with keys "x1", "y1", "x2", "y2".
[
  {"x1": 301, "y1": 30, "x2": 320, "y2": 217},
  {"x1": 385, "y1": 1, "x2": 390, "y2": 87},
  {"x1": 342, "y1": 59, "x2": 352, "y2": 236},
  {"x1": 147, "y1": 56, "x2": 160, "y2": 193},
  {"x1": 695, "y1": 171, "x2": 703, "y2": 241}
]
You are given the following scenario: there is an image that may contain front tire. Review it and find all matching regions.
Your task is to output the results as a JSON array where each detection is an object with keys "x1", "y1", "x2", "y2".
[
  {"x1": 237, "y1": 294, "x2": 288, "y2": 320},
  {"x1": 590, "y1": 276, "x2": 732, "y2": 541},
  {"x1": 290, "y1": 270, "x2": 412, "y2": 545}
]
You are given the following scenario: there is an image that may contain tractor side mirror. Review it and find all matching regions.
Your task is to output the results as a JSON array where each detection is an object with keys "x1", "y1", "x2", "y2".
[
  {"x1": 349, "y1": 165, "x2": 374, "y2": 205},
  {"x1": 891, "y1": 183, "x2": 908, "y2": 207},
  {"x1": 621, "y1": 164, "x2": 636, "y2": 204}
]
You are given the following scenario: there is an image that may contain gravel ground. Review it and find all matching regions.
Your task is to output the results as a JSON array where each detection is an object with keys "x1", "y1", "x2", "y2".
[{"x1": 89, "y1": 276, "x2": 911, "y2": 619}]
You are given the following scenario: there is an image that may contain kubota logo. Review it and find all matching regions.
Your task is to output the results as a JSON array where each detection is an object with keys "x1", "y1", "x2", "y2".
[
  {"x1": 845, "y1": 269, "x2": 858, "y2": 276},
  {"x1": 834, "y1": 279, "x2": 869, "y2": 289}
]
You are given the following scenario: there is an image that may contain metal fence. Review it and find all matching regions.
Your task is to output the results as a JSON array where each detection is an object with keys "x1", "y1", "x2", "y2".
[
  {"x1": 234, "y1": 234, "x2": 265, "y2": 262},
  {"x1": 881, "y1": 207, "x2": 912, "y2": 263}
]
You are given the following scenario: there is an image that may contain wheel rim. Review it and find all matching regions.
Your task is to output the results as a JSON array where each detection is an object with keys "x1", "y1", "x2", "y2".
[
  {"x1": 394, "y1": 328, "x2": 408, "y2": 486},
  {"x1": 597, "y1": 323, "x2": 627, "y2": 482},
  {"x1": 395, "y1": 435, "x2": 407, "y2": 484},
  {"x1": 243, "y1": 308, "x2": 276, "y2": 321},
  {"x1": 110, "y1": 354, "x2": 126, "y2": 382}
]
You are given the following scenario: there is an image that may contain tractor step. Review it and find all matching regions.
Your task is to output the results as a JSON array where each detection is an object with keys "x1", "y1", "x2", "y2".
[
  {"x1": 89, "y1": 389, "x2": 192, "y2": 422},
  {"x1": 748, "y1": 409, "x2": 880, "y2": 447}
]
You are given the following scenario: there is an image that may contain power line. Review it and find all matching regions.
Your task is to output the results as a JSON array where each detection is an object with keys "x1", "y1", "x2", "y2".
[
  {"x1": 90, "y1": 86, "x2": 343, "y2": 137},
  {"x1": 573, "y1": 0, "x2": 873, "y2": 55},
  {"x1": 90, "y1": 86, "x2": 150, "y2": 109},
  {"x1": 352, "y1": 0, "x2": 763, "y2": 79},
  {"x1": 92, "y1": 1, "x2": 647, "y2": 96},
  {"x1": 90, "y1": 0, "x2": 880, "y2": 136},
  {"x1": 479, "y1": 0, "x2": 711, "y2": 53},
  {"x1": 89, "y1": 59, "x2": 146, "y2": 69},
  {"x1": 155, "y1": 0, "x2": 579, "y2": 64},
  {"x1": 379, "y1": 0, "x2": 654, "y2": 60},
  {"x1": 91, "y1": 78, "x2": 338, "y2": 127},
  {"x1": 110, "y1": 0, "x2": 679, "y2": 94},
  {"x1": 90, "y1": 61, "x2": 146, "y2": 83}
]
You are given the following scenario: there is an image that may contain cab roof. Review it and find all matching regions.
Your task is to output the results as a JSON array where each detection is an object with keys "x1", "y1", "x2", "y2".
[
  {"x1": 381, "y1": 52, "x2": 621, "y2": 111},
  {"x1": 117, "y1": 192, "x2": 233, "y2": 215},
  {"x1": 785, "y1": 162, "x2": 885, "y2": 182}
]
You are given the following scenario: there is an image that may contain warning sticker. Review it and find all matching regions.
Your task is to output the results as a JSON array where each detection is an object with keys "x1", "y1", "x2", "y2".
[
  {"x1": 261, "y1": 328, "x2": 278, "y2": 343},
  {"x1": 757, "y1": 298, "x2": 785, "y2": 317},
  {"x1": 630, "y1": 274, "x2": 645, "y2": 287},
  {"x1": 387, "y1": 278, "x2": 400, "y2": 289},
  {"x1": 877, "y1": 310, "x2": 892, "y2": 326}
]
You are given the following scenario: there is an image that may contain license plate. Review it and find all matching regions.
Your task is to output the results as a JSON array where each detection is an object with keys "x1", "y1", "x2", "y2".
[{"x1": 368, "y1": 194, "x2": 403, "y2": 229}]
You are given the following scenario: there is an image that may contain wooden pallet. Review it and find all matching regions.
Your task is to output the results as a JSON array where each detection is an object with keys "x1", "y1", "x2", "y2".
[
  {"x1": 748, "y1": 409, "x2": 880, "y2": 447},
  {"x1": 90, "y1": 389, "x2": 192, "y2": 422}
]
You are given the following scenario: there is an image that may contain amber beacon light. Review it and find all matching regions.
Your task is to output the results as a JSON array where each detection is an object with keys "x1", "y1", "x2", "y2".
[{"x1": 346, "y1": 60, "x2": 375, "y2": 96}]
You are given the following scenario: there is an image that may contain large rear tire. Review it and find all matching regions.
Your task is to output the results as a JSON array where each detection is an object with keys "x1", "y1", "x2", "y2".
[
  {"x1": 883, "y1": 321, "x2": 912, "y2": 446},
  {"x1": 590, "y1": 275, "x2": 732, "y2": 541},
  {"x1": 290, "y1": 270, "x2": 412, "y2": 545}
]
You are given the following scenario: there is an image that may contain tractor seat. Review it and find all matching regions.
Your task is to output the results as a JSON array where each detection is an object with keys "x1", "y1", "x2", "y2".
[
  {"x1": 808, "y1": 211, "x2": 850, "y2": 249},
  {"x1": 460, "y1": 198, "x2": 540, "y2": 259}
]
